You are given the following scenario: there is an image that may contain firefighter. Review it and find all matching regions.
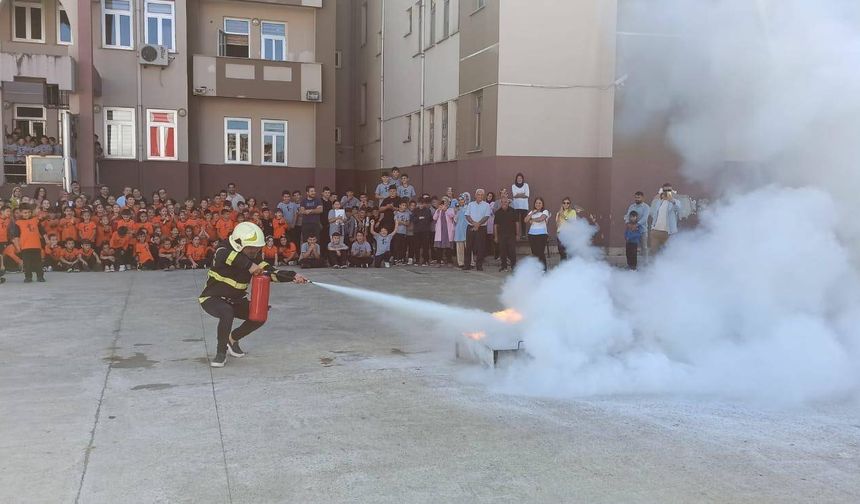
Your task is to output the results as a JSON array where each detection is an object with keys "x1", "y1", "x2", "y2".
[{"x1": 200, "y1": 222, "x2": 308, "y2": 367}]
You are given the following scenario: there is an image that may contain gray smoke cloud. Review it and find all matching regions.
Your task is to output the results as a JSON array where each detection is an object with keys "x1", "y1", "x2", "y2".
[{"x1": 494, "y1": 0, "x2": 860, "y2": 404}]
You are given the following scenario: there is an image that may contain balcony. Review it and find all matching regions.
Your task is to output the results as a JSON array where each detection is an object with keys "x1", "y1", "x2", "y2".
[
  {"x1": 233, "y1": 0, "x2": 322, "y2": 7},
  {"x1": 0, "y1": 53, "x2": 76, "y2": 91},
  {"x1": 192, "y1": 55, "x2": 322, "y2": 103}
]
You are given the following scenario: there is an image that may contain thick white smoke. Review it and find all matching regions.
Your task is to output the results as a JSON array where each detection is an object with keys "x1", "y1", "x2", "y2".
[{"x1": 497, "y1": 0, "x2": 860, "y2": 404}]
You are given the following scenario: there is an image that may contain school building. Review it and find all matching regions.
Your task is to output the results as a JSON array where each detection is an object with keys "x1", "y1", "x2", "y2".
[{"x1": 1, "y1": 0, "x2": 695, "y2": 245}]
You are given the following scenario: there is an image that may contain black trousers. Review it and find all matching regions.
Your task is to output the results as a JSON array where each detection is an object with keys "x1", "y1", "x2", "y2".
[
  {"x1": 301, "y1": 223, "x2": 320, "y2": 243},
  {"x1": 626, "y1": 242, "x2": 638, "y2": 270},
  {"x1": 392, "y1": 234, "x2": 407, "y2": 262},
  {"x1": 201, "y1": 297, "x2": 265, "y2": 354},
  {"x1": 115, "y1": 248, "x2": 133, "y2": 267},
  {"x1": 21, "y1": 249, "x2": 44, "y2": 281},
  {"x1": 497, "y1": 233, "x2": 517, "y2": 269},
  {"x1": 464, "y1": 227, "x2": 487, "y2": 269},
  {"x1": 328, "y1": 250, "x2": 347, "y2": 266},
  {"x1": 348, "y1": 256, "x2": 372, "y2": 267},
  {"x1": 373, "y1": 252, "x2": 391, "y2": 267},
  {"x1": 528, "y1": 234, "x2": 548, "y2": 270},
  {"x1": 414, "y1": 231, "x2": 432, "y2": 264},
  {"x1": 558, "y1": 243, "x2": 569, "y2": 261}
]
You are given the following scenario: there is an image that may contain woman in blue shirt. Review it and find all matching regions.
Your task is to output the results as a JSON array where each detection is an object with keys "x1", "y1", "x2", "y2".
[{"x1": 454, "y1": 194, "x2": 469, "y2": 267}]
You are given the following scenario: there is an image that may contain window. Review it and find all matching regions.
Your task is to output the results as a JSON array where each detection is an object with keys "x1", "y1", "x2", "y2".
[
  {"x1": 145, "y1": 0, "x2": 174, "y2": 51},
  {"x1": 57, "y1": 6, "x2": 72, "y2": 45},
  {"x1": 428, "y1": 107, "x2": 435, "y2": 162},
  {"x1": 473, "y1": 91, "x2": 483, "y2": 150},
  {"x1": 443, "y1": 0, "x2": 450, "y2": 38},
  {"x1": 360, "y1": 83, "x2": 368, "y2": 125},
  {"x1": 225, "y1": 118, "x2": 250, "y2": 164},
  {"x1": 261, "y1": 120, "x2": 288, "y2": 165},
  {"x1": 103, "y1": 0, "x2": 133, "y2": 49},
  {"x1": 261, "y1": 22, "x2": 287, "y2": 61},
  {"x1": 404, "y1": 115, "x2": 412, "y2": 142},
  {"x1": 335, "y1": 50, "x2": 343, "y2": 68},
  {"x1": 335, "y1": 127, "x2": 343, "y2": 145},
  {"x1": 13, "y1": 1, "x2": 44, "y2": 43},
  {"x1": 223, "y1": 18, "x2": 250, "y2": 58},
  {"x1": 405, "y1": 7, "x2": 412, "y2": 36},
  {"x1": 146, "y1": 109, "x2": 177, "y2": 160},
  {"x1": 476, "y1": 0, "x2": 486, "y2": 9},
  {"x1": 441, "y1": 103, "x2": 448, "y2": 161},
  {"x1": 14, "y1": 105, "x2": 46, "y2": 137},
  {"x1": 104, "y1": 107, "x2": 136, "y2": 159},
  {"x1": 429, "y1": 0, "x2": 436, "y2": 46},
  {"x1": 360, "y1": 2, "x2": 368, "y2": 47}
]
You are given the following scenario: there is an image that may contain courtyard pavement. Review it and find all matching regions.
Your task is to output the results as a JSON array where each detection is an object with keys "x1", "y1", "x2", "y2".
[{"x1": 1, "y1": 267, "x2": 858, "y2": 503}]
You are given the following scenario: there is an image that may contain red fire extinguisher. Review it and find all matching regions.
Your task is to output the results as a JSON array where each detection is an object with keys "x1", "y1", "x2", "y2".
[{"x1": 248, "y1": 274, "x2": 271, "y2": 322}]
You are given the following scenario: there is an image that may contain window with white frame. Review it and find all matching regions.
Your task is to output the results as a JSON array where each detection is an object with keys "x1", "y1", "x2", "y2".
[
  {"x1": 223, "y1": 18, "x2": 250, "y2": 58},
  {"x1": 57, "y1": 6, "x2": 72, "y2": 45},
  {"x1": 473, "y1": 91, "x2": 482, "y2": 150},
  {"x1": 404, "y1": 115, "x2": 412, "y2": 142},
  {"x1": 360, "y1": 2, "x2": 368, "y2": 46},
  {"x1": 428, "y1": 107, "x2": 435, "y2": 162},
  {"x1": 145, "y1": 0, "x2": 175, "y2": 51},
  {"x1": 146, "y1": 109, "x2": 177, "y2": 160},
  {"x1": 14, "y1": 105, "x2": 46, "y2": 137},
  {"x1": 443, "y1": 0, "x2": 451, "y2": 38},
  {"x1": 13, "y1": 1, "x2": 45, "y2": 43},
  {"x1": 225, "y1": 118, "x2": 250, "y2": 164},
  {"x1": 261, "y1": 120, "x2": 288, "y2": 165},
  {"x1": 429, "y1": 0, "x2": 436, "y2": 46},
  {"x1": 405, "y1": 7, "x2": 412, "y2": 36},
  {"x1": 105, "y1": 107, "x2": 136, "y2": 159},
  {"x1": 441, "y1": 103, "x2": 448, "y2": 161},
  {"x1": 261, "y1": 22, "x2": 287, "y2": 61},
  {"x1": 360, "y1": 83, "x2": 367, "y2": 125},
  {"x1": 103, "y1": 0, "x2": 133, "y2": 49}
]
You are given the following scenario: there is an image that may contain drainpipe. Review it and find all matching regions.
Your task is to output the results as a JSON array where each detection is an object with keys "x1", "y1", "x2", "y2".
[
  {"x1": 380, "y1": 0, "x2": 385, "y2": 171},
  {"x1": 136, "y1": 0, "x2": 144, "y2": 178},
  {"x1": 418, "y1": 0, "x2": 426, "y2": 167}
]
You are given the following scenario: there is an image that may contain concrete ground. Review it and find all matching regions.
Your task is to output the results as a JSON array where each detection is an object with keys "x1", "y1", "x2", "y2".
[{"x1": 1, "y1": 266, "x2": 858, "y2": 504}]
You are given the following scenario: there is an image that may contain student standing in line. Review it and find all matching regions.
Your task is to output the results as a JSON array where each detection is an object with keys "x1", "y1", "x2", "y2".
[
  {"x1": 524, "y1": 197, "x2": 551, "y2": 271},
  {"x1": 511, "y1": 173, "x2": 530, "y2": 240},
  {"x1": 11, "y1": 204, "x2": 46, "y2": 282}
]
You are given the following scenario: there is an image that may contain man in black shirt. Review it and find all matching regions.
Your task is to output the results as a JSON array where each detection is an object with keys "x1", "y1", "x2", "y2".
[
  {"x1": 410, "y1": 197, "x2": 434, "y2": 265},
  {"x1": 378, "y1": 185, "x2": 399, "y2": 233},
  {"x1": 493, "y1": 196, "x2": 518, "y2": 271},
  {"x1": 299, "y1": 185, "x2": 323, "y2": 243}
]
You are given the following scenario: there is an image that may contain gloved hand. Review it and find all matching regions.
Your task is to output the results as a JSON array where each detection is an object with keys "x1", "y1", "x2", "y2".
[{"x1": 274, "y1": 269, "x2": 297, "y2": 283}]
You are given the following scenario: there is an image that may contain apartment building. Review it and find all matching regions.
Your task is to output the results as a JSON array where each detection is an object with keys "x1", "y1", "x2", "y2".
[
  {"x1": 1, "y1": 0, "x2": 336, "y2": 200},
  {"x1": 339, "y1": 0, "x2": 690, "y2": 246}
]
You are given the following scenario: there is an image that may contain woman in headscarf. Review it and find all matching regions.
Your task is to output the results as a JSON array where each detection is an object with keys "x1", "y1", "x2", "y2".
[{"x1": 511, "y1": 173, "x2": 530, "y2": 240}]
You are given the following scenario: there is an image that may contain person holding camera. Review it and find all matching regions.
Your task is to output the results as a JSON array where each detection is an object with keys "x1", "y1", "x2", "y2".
[{"x1": 649, "y1": 183, "x2": 681, "y2": 254}]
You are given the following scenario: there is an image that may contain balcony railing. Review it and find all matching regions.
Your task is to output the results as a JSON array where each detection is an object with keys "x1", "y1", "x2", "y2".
[{"x1": 192, "y1": 54, "x2": 322, "y2": 103}]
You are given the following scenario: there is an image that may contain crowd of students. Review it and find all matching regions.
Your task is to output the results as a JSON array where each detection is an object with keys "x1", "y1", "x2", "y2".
[{"x1": 0, "y1": 165, "x2": 679, "y2": 283}]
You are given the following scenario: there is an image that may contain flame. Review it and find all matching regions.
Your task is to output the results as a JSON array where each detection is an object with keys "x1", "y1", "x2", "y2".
[
  {"x1": 464, "y1": 331, "x2": 487, "y2": 341},
  {"x1": 492, "y1": 308, "x2": 523, "y2": 324}
]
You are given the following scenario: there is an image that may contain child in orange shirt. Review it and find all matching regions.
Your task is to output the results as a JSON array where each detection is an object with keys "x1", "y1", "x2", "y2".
[
  {"x1": 134, "y1": 231, "x2": 156, "y2": 270},
  {"x1": 41, "y1": 208, "x2": 60, "y2": 240},
  {"x1": 185, "y1": 235, "x2": 209, "y2": 269},
  {"x1": 78, "y1": 240, "x2": 101, "y2": 271},
  {"x1": 273, "y1": 209, "x2": 289, "y2": 241},
  {"x1": 58, "y1": 238, "x2": 83, "y2": 272},
  {"x1": 175, "y1": 237, "x2": 189, "y2": 269},
  {"x1": 109, "y1": 226, "x2": 133, "y2": 271},
  {"x1": 12, "y1": 204, "x2": 45, "y2": 281},
  {"x1": 59, "y1": 207, "x2": 79, "y2": 243},
  {"x1": 96, "y1": 215, "x2": 113, "y2": 248},
  {"x1": 158, "y1": 237, "x2": 176, "y2": 270},
  {"x1": 215, "y1": 208, "x2": 234, "y2": 242},
  {"x1": 100, "y1": 243, "x2": 116, "y2": 272},
  {"x1": 42, "y1": 234, "x2": 62, "y2": 271},
  {"x1": 262, "y1": 236, "x2": 278, "y2": 265},
  {"x1": 277, "y1": 235, "x2": 298, "y2": 266},
  {"x1": 77, "y1": 208, "x2": 97, "y2": 243}
]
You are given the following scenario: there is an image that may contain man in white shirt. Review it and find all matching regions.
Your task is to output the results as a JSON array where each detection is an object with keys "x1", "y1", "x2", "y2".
[
  {"x1": 225, "y1": 182, "x2": 245, "y2": 209},
  {"x1": 463, "y1": 189, "x2": 492, "y2": 271},
  {"x1": 649, "y1": 183, "x2": 681, "y2": 253}
]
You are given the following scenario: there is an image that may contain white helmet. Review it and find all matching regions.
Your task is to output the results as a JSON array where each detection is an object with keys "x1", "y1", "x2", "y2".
[{"x1": 229, "y1": 222, "x2": 265, "y2": 252}]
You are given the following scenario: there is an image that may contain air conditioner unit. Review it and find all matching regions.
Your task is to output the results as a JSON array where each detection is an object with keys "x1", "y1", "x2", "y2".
[{"x1": 139, "y1": 44, "x2": 170, "y2": 66}]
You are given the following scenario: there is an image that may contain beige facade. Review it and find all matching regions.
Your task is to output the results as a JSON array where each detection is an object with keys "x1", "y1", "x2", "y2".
[{"x1": 2, "y1": 0, "x2": 335, "y2": 199}]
